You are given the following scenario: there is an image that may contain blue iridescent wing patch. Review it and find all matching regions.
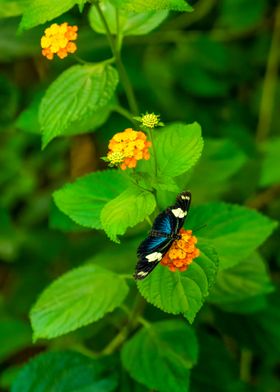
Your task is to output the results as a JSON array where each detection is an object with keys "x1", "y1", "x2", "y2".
[{"x1": 134, "y1": 191, "x2": 191, "y2": 280}]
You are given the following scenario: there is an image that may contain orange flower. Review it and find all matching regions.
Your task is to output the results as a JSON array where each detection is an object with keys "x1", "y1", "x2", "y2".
[
  {"x1": 106, "y1": 128, "x2": 151, "y2": 170},
  {"x1": 160, "y1": 229, "x2": 200, "y2": 272},
  {"x1": 41, "y1": 23, "x2": 78, "y2": 60}
]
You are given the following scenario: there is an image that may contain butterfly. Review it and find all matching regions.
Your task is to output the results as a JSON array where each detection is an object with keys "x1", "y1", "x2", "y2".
[{"x1": 134, "y1": 191, "x2": 191, "y2": 280}]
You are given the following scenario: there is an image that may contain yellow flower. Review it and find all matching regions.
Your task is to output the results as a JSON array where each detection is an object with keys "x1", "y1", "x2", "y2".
[
  {"x1": 135, "y1": 113, "x2": 164, "y2": 129},
  {"x1": 41, "y1": 23, "x2": 78, "y2": 60},
  {"x1": 107, "y1": 151, "x2": 125, "y2": 166},
  {"x1": 160, "y1": 229, "x2": 200, "y2": 272},
  {"x1": 106, "y1": 128, "x2": 151, "y2": 170}
]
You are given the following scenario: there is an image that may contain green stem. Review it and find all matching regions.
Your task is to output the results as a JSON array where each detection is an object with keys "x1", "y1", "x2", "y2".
[
  {"x1": 115, "y1": 7, "x2": 123, "y2": 52},
  {"x1": 240, "y1": 349, "x2": 252, "y2": 383},
  {"x1": 115, "y1": 54, "x2": 139, "y2": 115},
  {"x1": 101, "y1": 324, "x2": 130, "y2": 355},
  {"x1": 113, "y1": 105, "x2": 135, "y2": 124},
  {"x1": 256, "y1": 4, "x2": 280, "y2": 143},
  {"x1": 101, "y1": 294, "x2": 146, "y2": 355},
  {"x1": 74, "y1": 55, "x2": 114, "y2": 66},
  {"x1": 145, "y1": 216, "x2": 153, "y2": 226},
  {"x1": 94, "y1": 1, "x2": 139, "y2": 115},
  {"x1": 147, "y1": 127, "x2": 158, "y2": 177}
]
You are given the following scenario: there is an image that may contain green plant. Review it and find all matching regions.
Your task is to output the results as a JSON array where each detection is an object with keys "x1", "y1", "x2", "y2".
[{"x1": 0, "y1": 0, "x2": 280, "y2": 391}]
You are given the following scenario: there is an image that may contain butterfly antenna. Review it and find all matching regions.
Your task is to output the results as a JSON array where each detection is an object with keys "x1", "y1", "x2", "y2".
[{"x1": 192, "y1": 223, "x2": 207, "y2": 233}]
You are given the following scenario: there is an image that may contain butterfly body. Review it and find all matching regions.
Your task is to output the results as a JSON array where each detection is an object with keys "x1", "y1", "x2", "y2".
[
  {"x1": 134, "y1": 191, "x2": 191, "y2": 280},
  {"x1": 149, "y1": 230, "x2": 181, "y2": 240}
]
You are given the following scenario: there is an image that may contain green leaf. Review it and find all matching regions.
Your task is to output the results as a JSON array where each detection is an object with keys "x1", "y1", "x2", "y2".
[
  {"x1": 208, "y1": 252, "x2": 274, "y2": 311},
  {"x1": 111, "y1": 0, "x2": 193, "y2": 12},
  {"x1": 11, "y1": 351, "x2": 118, "y2": 392},
  {"x1": 101, "y1": 187, "x2": 156, "y2": 243},
  {"x1": 53, "y1": 170, "x2": 130, "y2": 230},
  {"x1": 0, "y1": 0, "x2": 28, "y2": 18},
  {"x1": 30, "y1": 264, "x2": 129, "y2": 339},
  {"x1": 137, "y1": 241, "x2": 218, "y2": 323},
  {"x1": 218, "y1": 0, "x2": 267, "y2": 33},
  {"x1": 16, "y1": 92, "x2": 42, "y2": 134},
  {"x1": 121, "y1": 320, "x2": 198, "y2": 392},
  {"x1": 90, "y1": 1, "x2": 168, "y2": 36},
  {"x1": 187, "y1": 138, "x2": 247, "y2": 204},
  {"x1": 17, "y1": 91, "x2": 113, "y2": 138},
  {"x1": 0, "y1": 318, "x2": 31, "y2": 362},
  {"x1": 39, "y1": 64, "x2": 119, "y2": 148},
  {"x1": 140, "y1": 122, "x2": 203, "y2": 178},
  {"x1": 260, "y1": 137, "x2": 280, "y2": 187},
  {"x1": 213, "y1": 294, "x2": 268, "y2": 314},
  {"x1": 20, "y1": 0, "x2": 87, "y2": 31},
  {"x1": 187, "y1": 202, "x2": 278, "y2": 270},
  {"x1": 49, "y1": 201, "x2": 86, "y2": 232}
]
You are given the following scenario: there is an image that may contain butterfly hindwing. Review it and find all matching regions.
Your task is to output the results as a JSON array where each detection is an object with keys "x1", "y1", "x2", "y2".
[{"x1": 134, "y1": 236, "x2": 173, "y2": 279}]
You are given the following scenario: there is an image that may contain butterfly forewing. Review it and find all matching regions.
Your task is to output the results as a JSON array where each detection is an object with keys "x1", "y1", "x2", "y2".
[{"x1": 134, "y1": 191, "x2": 192, "y2": 280}]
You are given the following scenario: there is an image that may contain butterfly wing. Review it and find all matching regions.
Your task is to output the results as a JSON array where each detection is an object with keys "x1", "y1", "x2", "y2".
[
  {"x1": 134, "y1": 191, "x2": 192, "y2": 280},
  {"x1": 134, "y1": 235, "x2": 173, "y2": 279},
  {"x1": 134, "y1": 210, "x2": 174, "y2": 280},
  {"x1": 168, "y1": 191, "x2": 191, "y2": 232}
]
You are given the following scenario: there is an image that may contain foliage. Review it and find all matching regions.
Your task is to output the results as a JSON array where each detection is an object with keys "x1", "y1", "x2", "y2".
[{"x1": 0, "y1": 0, "x2": 280, "y2": 391}]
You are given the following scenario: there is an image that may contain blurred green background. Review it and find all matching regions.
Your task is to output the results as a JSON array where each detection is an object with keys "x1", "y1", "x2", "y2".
[{"x1": 1, "y1": 0, "x2": 280, "y2": 391}]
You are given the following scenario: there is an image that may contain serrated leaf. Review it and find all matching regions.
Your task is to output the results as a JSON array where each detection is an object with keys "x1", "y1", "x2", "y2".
[
  {"x1": 20, "y1": 0, "x2": 87, "y2": 31},
  {"x1": 11, "y1": 351, "x2": 117, "y2": 392},
  {"x1": 121, "y1": 320, "x2": 198, "y2": 392},
  {"x1": 208, "y1": 252, "x2": 274, "y2": 311},
  {"x1": 30, "y1": 264, "x2": 129, "y2": 339},
  {"x1": 39, "y1": 64, "x2": 118, "y2": 148},
  {"x1": 187, "y1": 203, "x2": 278, "y2": 270},
  {"x1": 53, "y1": 170, "x2": 130, "y2": 229},
  {"x1": 260, "y1": 137, "x2": 280, "y2": 187},
  {"x1": 140, "y1": 122, "x2": 203, "y2": 178},
  {"x1": 101, "y1": 187, "x2": 156, "y2": 243},
  {"x1": 49, "y1": 201, "x2": 86, "y2": 232},
  {"x1": 17, "y1": 91, "x2": 113, "y2": 138},
  {"x1": 137, "y1": 241, "x2": 218, "y2": 323},
  {"x1": 111, "y1": 0, "x2": 192, "y2": 12},
  {"x1": 90, "y1": 1, "x2": 168, "y2": 36},
  {"x1": 156, "y1": 122, "x2": 203, "y2": 177}
]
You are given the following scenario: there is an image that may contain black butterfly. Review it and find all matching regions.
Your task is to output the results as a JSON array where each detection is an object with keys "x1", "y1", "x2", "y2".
[{"x1": 134, "y1": 191, "x2": 191, "y2": 280}]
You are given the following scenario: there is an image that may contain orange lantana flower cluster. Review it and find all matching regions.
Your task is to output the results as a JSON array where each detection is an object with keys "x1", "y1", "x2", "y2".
[
  {"x1": 107, "y1": 128, "x2": 151, "y2": 170},
  {"x1": 161, "y1": 229, "x2": 200, "y2": 272},
  {"x1": 41, "y1": 23, "x2": 78, "y2": 60}
]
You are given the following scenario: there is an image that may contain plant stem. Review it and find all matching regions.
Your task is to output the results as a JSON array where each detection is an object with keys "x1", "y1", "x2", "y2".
[
  {"x1": 245, "y1": 184, "x2": 280, "y2": 209},
  {"x1": 94, "y1": 2, "x2": 139, "y2": 115},
  {"x1": 256, "y1": 4, "x2": 280, "y2": 143},
  {"x1": 101, "y1": 294, "x2": 146, "y2": 355},
  {"x1": 240, "y1": 349, "x2": 252, "y2": 383},
  {"x1": 113, "y1": 105, "x2": 135, "y2": 124},
  {"x1": 147, "y1": 127, "x2": 158, "y2": 177},
  {"x1": 145, "y1": 215, "x2": 153, "y2": 226}
]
